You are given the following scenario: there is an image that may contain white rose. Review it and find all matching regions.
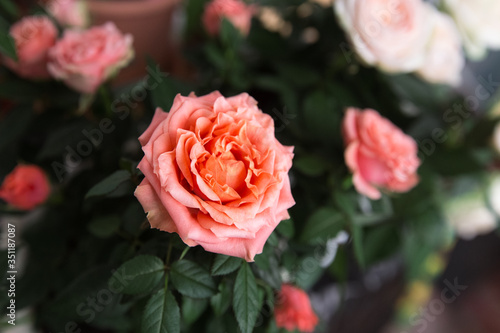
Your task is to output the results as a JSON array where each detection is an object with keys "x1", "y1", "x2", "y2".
[
  {"x1": 443, "y1": 0, "x2": 500, "y2": 59},
  {"x1": 445, "y1": 189, "x2": 497, "y2": 240},
  {"x1": 415, "y1": 10, "x2": 464, "y2": 86},
  {"x1": 334, "y1": 0, "x2": 433, "y2": 73}
]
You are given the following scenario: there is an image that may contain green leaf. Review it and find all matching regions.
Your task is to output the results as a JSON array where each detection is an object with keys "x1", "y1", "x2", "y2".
[
  {"x1": 109, "y1": 255, "x2": 165, "y2": 295},
  {"x1": 0, "y1": 30, "x2": 16, "y2": 60},
  {"x1": 85, "y1": 170, "x2": 131, "y2": 199},
  {"x1": 233, "y1": 262, "x2": 260, "y2": 333},
  {"x1": 351, "y1": 223, "x2": 365, "y2": 269},
  {"x1": 0, "y1": 0, "x2": 19, "y2": 20},
  {"x1": 141, "y1": 289, "x2": 180, "y2": 333},
  {"x1": 300, "y1": 208, "x2": 345, "y2": 243},
  {"x1": 88, "y1": 215, "x2": 121, "y2": 238},
  {"x1": 170, "y1": 260, "x2": 217, "y2": 298},
  {"x1": 182, "y1": 297, "x2": 208, "y2": 325},
  {"x1": 210, "y1": 281, "x2": 232, "y2": 316},
  {"x1": 276, "y1": 219, "x2": 294, "y2": 238},
  {"x1": 211, "y1": 255, "x2": 242, "y2": 276}
]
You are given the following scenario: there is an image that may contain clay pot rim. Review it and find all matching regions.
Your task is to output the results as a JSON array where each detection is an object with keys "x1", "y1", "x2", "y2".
[{"x1": 86, "y1": 0, "x2": 181, "y2": 17}]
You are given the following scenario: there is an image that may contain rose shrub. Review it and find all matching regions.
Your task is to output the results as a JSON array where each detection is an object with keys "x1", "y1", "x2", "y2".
[
  {"x1": 3, "y1": 15, "x2": 57, "y2": 79},
  {"x1": 0, "y1": 164, "x2": 51, "y2": 210},
  {"x1": 48, "y1": 22, "x2": 133, "y2": 93},
  {"x1": 342, "y1": 108, "x2": 420, "y2": 200},
  {"x1": 135, "y1": 91, "x2": 295, "y2": 261}
]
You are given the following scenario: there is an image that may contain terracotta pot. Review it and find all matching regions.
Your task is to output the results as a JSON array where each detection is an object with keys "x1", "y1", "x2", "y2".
[{"x1": 86, "y1": 0, "x2": 182, "y2": 84}]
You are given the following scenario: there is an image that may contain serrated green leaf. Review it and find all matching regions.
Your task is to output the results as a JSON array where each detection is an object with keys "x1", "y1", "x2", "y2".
[
  {"x1": 211, "y1": 255, "x2": 242, "y2": 276},
  {"x1": 85, "y1": 170, "x2": 131, "y2": 199},
  {"x1": 210, "y1": 281, "x2": 232, "y2": 316},
  {"x1": 141, "y1": 289, "x2": 180, "y2": 333},
  {"x1": 300, "y1": 208, "x2": 345, "y2": 243},
  {"x1": 88, "y1": 215, "x2": 121, "y2": 238},
  {"x1": 109, "y1": 255, "x2": 165, "y2": 295},
  {"x1": 170, "y1": 260, "x2": 216, "y2": 298},
  {"x1": 233, "y1": 262, "x2": 260, "y2": 333}
]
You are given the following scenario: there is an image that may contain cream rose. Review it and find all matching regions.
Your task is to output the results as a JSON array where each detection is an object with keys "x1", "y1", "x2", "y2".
[
  {"x1": 135, "y1": 91, "x2": 295, "y2": 261},
  {"x1": 334, "y1": 0, "x2": 433, "y2": 73},
  {"x1": 443, "y1": 0, "x2": 500, "y2": 59},
  {"x1": 415, "y1": 10, "x2": 464, "y2": 86}
]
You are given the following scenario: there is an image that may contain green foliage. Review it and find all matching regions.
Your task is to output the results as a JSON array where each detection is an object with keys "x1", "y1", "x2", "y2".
[
  {"x1": 142, "y1": 289, "x2": 180, "y2": 333},
  {"x1": 85, "y1": 170, "x2": 132, "y2": 199},
  {"x1": 233, "y1": 262, "x2": 261, "y2": 333},
  {"x1": 109, "y1": 255, "x2": 165, "y2": 295},
  {"x1": 170, "y1": 260, "x2": 217, "y2": 298}
]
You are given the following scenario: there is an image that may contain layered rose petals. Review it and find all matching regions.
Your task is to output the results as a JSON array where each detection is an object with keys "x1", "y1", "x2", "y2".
[
  {"x1": 342, "y1": 108, "x2": 420, "y2": 200},
  {"x1": 135, "y1": 91, "x2": 295, "y2": 261}
]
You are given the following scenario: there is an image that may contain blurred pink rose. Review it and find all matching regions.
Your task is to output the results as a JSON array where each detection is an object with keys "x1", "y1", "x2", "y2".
[
  {"x1": 342, "y1": 108, "x2": 420, "y2": 200},
  {"x1": 334, "y1": 0, "x2": 432, "y2": 73},
  {"x1": 203, "y1": 0, "x2": 255, "y2": 36},
  {"x1": 3, "y1": 16, "x2": 57, "y2": 79},
  {"x1": 47, "y1": 0, "x2": 89, "y2": 28},
  {"x1": 275, "y1": 284, "x2": 319, "y2": 333},
  {"x1": 0, "y1": 165, "x2": 51, "y2": 211},
  {"x1": 48, "y1": 22, "x2": 133, "y2": 94},
  {"x1": 416, "y1": 11, "x2": 464, "y2": 86},
  {"x1": 135, "y1": 91, "x2": 295, "y2": 261}
]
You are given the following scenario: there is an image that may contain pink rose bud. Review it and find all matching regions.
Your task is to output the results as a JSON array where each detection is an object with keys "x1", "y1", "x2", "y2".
[
  {"x1": 48, "y1": 22, "x2": 134, "y2": 94},
  {"x1": 342, "y1": 108, "x2": 421, "y2": 200},
  {"x1": 3, "y1": 16, "x2": 58, "y2": 79},
  {"x1": 203, "y1": 0, "x2": 256, "y2": 37},
  {"x1": 0, "y1": 165, "x2": 51, "y2": 211},
  {"x1": 135, "y1": 91, "x2": 295, "y2": 261},
  {"x1": 46, "y1": 0, "x2": 89, "y2": 28},
  {"x1": 275, "y1": 284, "x2": 319, "y2": 333}
]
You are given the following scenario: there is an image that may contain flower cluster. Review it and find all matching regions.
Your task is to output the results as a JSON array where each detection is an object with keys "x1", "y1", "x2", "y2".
[{"x1": 2, "y1": 4, "x2": 133, "y2": 94}]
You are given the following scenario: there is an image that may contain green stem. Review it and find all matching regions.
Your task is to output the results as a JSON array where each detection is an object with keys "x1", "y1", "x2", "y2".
[
  {"x1": 164, "y1": 241, "x2": 173, "y2": 289},
  {"x1": 99, "y1": 85, "x2": 113, "y2": 118}
]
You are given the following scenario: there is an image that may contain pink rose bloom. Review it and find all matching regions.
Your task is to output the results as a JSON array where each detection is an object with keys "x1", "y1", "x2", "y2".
[
  {"x1": 3, "y1": 16, "x2": 57, "y2": 79},
  {"x1": 342, "y1": 108, "x2": 420, "y2": 200},
  {"x1": 275, "y1": 284, "x2": 319, "y2": 333},
  {"x1": 135, "y1": 91, "x2": 295, "y2": 261},
  {"x1": 203, "y1": 0, "x2": 255, "y2": 36},
  {"x1": 48, "y1": 22, "x2": 134, "y2": 94},
  {"x1": 0, "y1": 165, "x2": 51, "y2": 210},
  {"x1": 47, "y1": 0, "x2": 89, "y2": 28},
  {"x1": 334, "y1": 0, "x2": 433, "y2": 73},
  {"x1": 416, "y1": 10, "x2": 464, "y2": 86}
]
